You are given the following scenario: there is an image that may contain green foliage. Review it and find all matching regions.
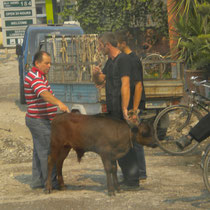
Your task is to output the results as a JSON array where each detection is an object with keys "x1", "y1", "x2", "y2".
[
  {"x1": 169, "y1": 0, "x2": 198, "y2": 19},
  {"x1": 197, "y1": 3, "x2": 210, "y2": 15},
  {"x1": 149, "y1": 0, "x2": 169, "y2": 36},
  {"x1": 174, "y1": 0, "x2": 210, "y2": 70},
  {"x1": 60, "y1": 0, "x2": 168, "y2": 36}
]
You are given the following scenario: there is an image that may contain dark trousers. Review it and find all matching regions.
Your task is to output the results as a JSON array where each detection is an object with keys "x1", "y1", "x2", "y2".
[
  {"x1": 118, "y1": 147, "x2": 140, "y2": 185},
  {"x1": 110, "y1": 110, "x2": 147, "y2": 185},
  {"x1": 133, "y1": 141, "x2": 147, "y2": 179},
  {"x1": 25, "y1": 116, "x2": 58, "y2": 188},
  {"x1": 190, "y1": 113, "x2": 210, "y2": 142},
  {"x1": 118, "y1": 142, "x2": 147, "y2": 185}
]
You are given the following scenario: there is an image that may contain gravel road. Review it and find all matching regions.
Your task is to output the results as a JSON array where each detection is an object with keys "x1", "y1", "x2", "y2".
[{"x1": 0, "y1": 49, "x2": 209, "y2": 210}]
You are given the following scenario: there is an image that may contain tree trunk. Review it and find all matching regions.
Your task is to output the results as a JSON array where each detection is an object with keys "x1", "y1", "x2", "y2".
[{"x1": 167, "y1": 0, "x2": 178, "y2": 59}]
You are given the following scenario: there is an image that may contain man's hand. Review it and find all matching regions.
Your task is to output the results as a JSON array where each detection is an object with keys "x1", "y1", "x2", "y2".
[
  {"x1": 58, "y1": 102, "x2": 70, "y2": 113},
  {"x1": 40, "y1": 91, "x2": 70, "y2": 113},
  {"x1": 92, "y1": 65, "x2": 106, "y2": 86},
  {"x1": 123, "y1": 108, "x2": 128, "y2": 120},
  {"x1": 96, "y1": 81, "x2": 105, "y2": 89},
  {"x1": 127, "y1": 109, "x2": 140, "y2": 126},
  {"x1": 93, "y1": 65, "x2": 102, "y2": 75}
]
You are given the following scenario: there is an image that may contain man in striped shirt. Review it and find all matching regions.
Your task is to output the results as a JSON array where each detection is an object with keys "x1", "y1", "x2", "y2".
[{"x1": 24, "y1": 51, "x2": 69, "y2": 189}]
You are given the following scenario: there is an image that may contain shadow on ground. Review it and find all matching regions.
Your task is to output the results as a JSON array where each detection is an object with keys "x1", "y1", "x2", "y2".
[{"x1": 164, "y1": 191, "x2": 210, "y2": 209}]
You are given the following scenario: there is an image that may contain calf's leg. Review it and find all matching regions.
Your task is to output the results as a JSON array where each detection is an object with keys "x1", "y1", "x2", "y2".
[
  {"x1": 101, "y1": 156, "x2": 115, "y2": 196},
  {"x1": 56, "y1": 146, "x2": 71, "y2": 190},
  {"x1": 45, "y1": 153, "x2": 55, "y2": 193},
  {"x1": 111, "y1": 160, "x2": 120, "y2": 192},
  {"x1": 45, "y1": 143, "x2": 60, "y2": 193}
]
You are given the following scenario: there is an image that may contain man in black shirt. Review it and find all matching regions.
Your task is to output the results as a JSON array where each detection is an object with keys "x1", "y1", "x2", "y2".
[
  {"x1": 115, "y1": 30, "x2": 147, "y2": 181},
  {"x1": 93, "y1": 32, "x2": 133, "y2": 119},
  {"x1": 93, "y1": 32, "x2": 140, "y2": 188},
  {"x1": 115, "y1": 31, "x2": 146, "y2": 111}
]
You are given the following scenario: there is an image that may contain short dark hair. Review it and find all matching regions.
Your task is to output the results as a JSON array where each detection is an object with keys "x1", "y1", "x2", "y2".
[
  {"x1": 33, "y1": 51, "x2": 50, "y2": 66},
  {"x1": 115, "y1": 30, "x2": 129, "y2": 44},
  {"x1": 98, "y1": 32, "x2": 117, "y2": 47}
]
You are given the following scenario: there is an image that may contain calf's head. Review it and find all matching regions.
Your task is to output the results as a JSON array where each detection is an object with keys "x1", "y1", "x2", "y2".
[{"x1": 134, "y1": 120, "x2": 157, "y2": 148}]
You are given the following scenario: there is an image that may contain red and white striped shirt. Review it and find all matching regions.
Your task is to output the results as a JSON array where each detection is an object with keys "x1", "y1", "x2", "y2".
[{"x1": 24, "y1": 67, "x2": 57, "y2": 120}]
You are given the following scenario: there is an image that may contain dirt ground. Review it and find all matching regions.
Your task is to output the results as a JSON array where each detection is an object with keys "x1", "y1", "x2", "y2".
[{"x1": 0, "y1": 49, "x2": 210, "y2": 210}]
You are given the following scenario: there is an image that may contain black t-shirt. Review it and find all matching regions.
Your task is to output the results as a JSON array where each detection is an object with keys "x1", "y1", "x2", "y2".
[
  {"x1": 128, "y1": 52, "x2": 146, "y2": 109},
  {"x1": 102, "y1": 58, "x2": 113, "y2": 113},
  {"x1": 112, "y1": 53, "x2": 135, "y2": 118}
]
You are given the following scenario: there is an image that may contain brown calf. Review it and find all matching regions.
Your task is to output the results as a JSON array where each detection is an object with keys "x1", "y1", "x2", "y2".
[{"x1": 45, "y1": 113, "x2": 157, "y2": 196}]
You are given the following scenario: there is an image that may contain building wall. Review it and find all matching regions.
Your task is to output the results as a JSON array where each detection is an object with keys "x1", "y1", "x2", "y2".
[{"x1": 35, "y1": 0, "x2": 47, "y2": 24}]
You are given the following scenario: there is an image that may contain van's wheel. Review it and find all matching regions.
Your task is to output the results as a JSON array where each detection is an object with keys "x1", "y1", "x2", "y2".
[{"x1": 71, "y1": 109, "x2": 80, "y2": 114}]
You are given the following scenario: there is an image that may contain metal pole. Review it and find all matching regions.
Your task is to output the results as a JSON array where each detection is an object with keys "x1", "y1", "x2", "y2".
[{"x1": 52, "y1": 0, "x2": 58, "y2": 24}]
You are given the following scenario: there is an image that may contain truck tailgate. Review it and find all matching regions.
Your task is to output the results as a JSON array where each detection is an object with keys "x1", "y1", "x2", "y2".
[
  {"x1": 51, "y1": 83, "x2": 99, "y2": 103},
  {"x1": 144, "y1": 80, "x2": 184, "y2": 98}
]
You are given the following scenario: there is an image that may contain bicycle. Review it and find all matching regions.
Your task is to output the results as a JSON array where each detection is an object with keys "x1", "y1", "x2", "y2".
[
  {"x1": 141, "y1": 53, "x2": 166, "y2": 77},
  {"x1": 153, "y1": 76, "x2": 210, "y2": 155}
]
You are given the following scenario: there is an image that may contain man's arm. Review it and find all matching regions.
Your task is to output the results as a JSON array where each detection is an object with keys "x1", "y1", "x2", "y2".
[
  {"x1": 133, "y1": 81, "x2": 143, "y2": 111},
  {"x1": 40, "y1": 91, "x2": 70, "y2": 113},
  {"x1": 121, "y1": 76, "x2": 130, "y2": 120}
]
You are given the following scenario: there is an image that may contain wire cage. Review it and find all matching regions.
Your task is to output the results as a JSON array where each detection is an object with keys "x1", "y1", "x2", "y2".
[{"x1": 45, "y1": 34, "x2": 106, "y2": 83}]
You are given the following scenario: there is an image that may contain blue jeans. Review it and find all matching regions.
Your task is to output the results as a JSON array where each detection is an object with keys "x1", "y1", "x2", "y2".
[
  {"x1": 118, "y1": 147, "x2": 140, "y2": 185},
  {"x1": 25, "y1": 116, "x2": 58, "y2": 189},
  {"x1": 118, "y1": 143, "x2": 147, "y2": 185},
  {"x1": 133, "y1": 141, "x2": 147, "y2": 179}
]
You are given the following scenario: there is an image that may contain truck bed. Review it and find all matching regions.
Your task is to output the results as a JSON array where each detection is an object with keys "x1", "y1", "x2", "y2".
[{"x1": 144, "y1": 80, "x2": 184, "y2": 98}]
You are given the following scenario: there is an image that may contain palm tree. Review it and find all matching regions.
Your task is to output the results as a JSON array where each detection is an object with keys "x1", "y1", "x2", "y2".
[
  {"x1": 167, "y1": 0, "x2": 178, "y2": 59},
  {"x1": 166, "y1": 0, "x2": 199, "y2": 59},
  {"x1": 167, "y1": 0, "x2": 210, "y2": 71}
]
